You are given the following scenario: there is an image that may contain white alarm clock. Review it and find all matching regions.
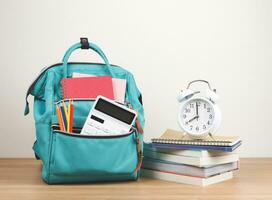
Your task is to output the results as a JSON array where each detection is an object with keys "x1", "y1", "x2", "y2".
[{"x1": 177, "y1": 80, "x2": 221, "y2": 139}]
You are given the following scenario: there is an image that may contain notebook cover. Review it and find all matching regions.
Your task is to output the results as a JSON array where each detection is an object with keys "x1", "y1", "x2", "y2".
[
  {"x1": 151, "y1": 129, "x2": 241, "y2": 146},
  {"x1": 111, "y1": 78, "x2": 126, "y2": 104},
  {"x1": 151, "y1": 141, "x2": 241, "y2": 152},
  {"x1": 61, "y1": 76, "x2": 114, "y2": 99},
  {"x1": 72, "y1": 72, "x2": 126, "y2": 103}
]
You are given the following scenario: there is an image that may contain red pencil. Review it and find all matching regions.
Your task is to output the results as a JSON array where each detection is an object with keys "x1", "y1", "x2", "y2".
[{"x1": 69, "y1": 100, "x2": 74, "y2": 133}]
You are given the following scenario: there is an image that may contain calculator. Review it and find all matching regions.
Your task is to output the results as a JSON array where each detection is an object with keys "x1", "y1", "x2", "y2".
[{"x1": 81, "y1": 96, "x2": 138, "y2": 136}]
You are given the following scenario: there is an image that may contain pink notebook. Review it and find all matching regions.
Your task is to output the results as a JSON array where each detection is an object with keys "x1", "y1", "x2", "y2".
[
  {"x1": 72, "y1": 72, "x2": 127, "y2": 104},
  {"x1": 61, "y1": 76, "x2": 114, "y2": 99}
]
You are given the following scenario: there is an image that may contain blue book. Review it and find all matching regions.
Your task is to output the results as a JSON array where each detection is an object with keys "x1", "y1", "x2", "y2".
[
  {"x1": 151, "y1": 141, "x2": 241, "y2": 152},
  {"x1": 142, "y1": 157, "x2": 239, "y2": 177}
]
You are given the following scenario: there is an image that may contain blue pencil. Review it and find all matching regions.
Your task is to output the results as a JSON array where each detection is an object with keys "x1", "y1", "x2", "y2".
[{"x1": 60, "y1": 106, "x2": 67, "y2": 132}]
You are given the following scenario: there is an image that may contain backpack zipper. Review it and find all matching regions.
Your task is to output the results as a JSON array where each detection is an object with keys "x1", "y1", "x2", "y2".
[
  {"x1": 55, "y1": 98, "x2": 129, "y2": 107},
  {"x1": 51, "y1": 124, "x2": 136, "y2": 138}
]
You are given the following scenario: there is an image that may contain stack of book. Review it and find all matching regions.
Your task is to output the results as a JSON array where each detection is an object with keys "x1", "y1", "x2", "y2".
[{"x1": 141, "y1": 129, "x2": 241, "y2": 186}]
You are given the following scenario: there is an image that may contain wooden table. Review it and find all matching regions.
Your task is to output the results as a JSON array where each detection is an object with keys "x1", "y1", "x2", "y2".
[{"x1": 0, "y1": 158, "x2": 271, "y2": 200}]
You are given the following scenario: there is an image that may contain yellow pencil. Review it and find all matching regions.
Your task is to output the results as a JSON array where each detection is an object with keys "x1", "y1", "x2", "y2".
[{"x1": 67, "y1": 100, "x2": 71, "y2": 132}]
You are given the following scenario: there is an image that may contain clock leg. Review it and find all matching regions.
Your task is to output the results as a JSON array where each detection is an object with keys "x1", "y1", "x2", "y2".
[{"x1": 208, "y1": 132, "x2": 216, "y2": 141}]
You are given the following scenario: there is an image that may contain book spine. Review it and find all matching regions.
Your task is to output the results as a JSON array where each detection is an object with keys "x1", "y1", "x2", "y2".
[
  {"x1": 151, "y1": 139, "x2": 231, "y2": 146},
  {"x1": 61, "y1": 79, "x2": 66, "y2": 99}
]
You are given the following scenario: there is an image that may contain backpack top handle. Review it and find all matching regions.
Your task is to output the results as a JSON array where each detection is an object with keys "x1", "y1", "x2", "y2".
[{"x1": 62, "y1": 38, "x2": 114, "y2": 78}]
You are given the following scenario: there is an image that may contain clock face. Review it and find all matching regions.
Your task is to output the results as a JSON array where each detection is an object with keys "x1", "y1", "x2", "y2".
[{"x1": 180, "y1": 98, "x2": 215, "y2": 135}]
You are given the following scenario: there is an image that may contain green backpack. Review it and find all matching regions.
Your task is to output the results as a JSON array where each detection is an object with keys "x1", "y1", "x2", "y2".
[{"x1": 24, "y1": 39, "x2": 144, "y2": 184}]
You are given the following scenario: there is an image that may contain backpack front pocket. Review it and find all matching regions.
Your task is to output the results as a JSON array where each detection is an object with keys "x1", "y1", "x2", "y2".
[
  {"x1": 53, "y1": 98, "x2": 129, "y2": 128},
  {"x1": 48, "y1": 128, "x2": 139, "y2": 183}
]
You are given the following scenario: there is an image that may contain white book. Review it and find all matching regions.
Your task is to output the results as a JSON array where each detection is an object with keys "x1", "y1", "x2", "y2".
[
  {"x1": 144, "y1": 143, "x2": 237, "y2": 158},
  {"x1": 142, "y1": 158, "x2": 239, "y2": 178},
  {"x1": 141, "y1": 169, "x2": 233, "y2": 186},
  {"x1": 144, "y1": 149, "x2": 239, "y2": 167}
]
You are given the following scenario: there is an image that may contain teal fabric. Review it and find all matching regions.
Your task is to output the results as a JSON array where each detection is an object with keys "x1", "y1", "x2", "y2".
[{"x1": 26, "y1": 41, "x2": 145, "y2": 184}]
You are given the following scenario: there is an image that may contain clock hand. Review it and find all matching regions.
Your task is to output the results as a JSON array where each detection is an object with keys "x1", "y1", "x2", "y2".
[{"x1": 187, "y1": 115, "x2": 199, "y2": 123}]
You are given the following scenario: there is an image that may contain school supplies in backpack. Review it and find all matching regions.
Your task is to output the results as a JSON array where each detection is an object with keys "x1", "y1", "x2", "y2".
[{"x1": 24, "y1": 38, "x2": 145, "y2": 184}]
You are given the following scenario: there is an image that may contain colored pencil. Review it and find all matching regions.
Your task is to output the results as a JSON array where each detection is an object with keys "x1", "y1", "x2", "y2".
[
  {"x1": 56, "y1": 105, "x2": 65, "y2": 131},
  {"x1": 67, "y1": 100, "x2": 71, "y2": 132},
  {"x1": 62, "y1": 101, "x2": 69, "y2": 132},
  {"x1": 62, "y1": 101, "x2": 69, "y2": 119},
  {"x1": 60, "y1": 106, "x2": 67, "y2": 132},
  {"x1": 69, "y1": 100, "x2": 74, "y2": 133}
]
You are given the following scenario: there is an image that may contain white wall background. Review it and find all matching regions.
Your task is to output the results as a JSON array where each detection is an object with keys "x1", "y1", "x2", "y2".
[{"x1": 0, "y1": 0, "x2": 271, "y2": 157}]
